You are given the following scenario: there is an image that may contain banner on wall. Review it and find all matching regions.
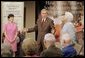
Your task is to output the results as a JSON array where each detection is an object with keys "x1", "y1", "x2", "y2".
[{"x1": 1, "y1": 2, "x2": 24, "y2": 32}]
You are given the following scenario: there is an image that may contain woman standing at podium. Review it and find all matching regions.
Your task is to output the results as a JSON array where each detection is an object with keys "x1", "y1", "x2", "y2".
[{"x1": 3, "y1": 14, "x2": 18, "y2": 57}]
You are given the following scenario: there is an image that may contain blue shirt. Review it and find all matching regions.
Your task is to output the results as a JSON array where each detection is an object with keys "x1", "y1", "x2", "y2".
[
  {"x1": 62, "y1": 44, "x2": 77, "y2": 57},
  {"x1": 61, "y1": 22, "x2": 77, "y2": 42}
]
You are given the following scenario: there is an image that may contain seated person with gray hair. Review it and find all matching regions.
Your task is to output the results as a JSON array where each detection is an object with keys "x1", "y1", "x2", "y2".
[
  {"x1": 40, "y1": 33, "x2": 63, "y2": 57},
  {"x1": 21, "y1": 38, "x2": 38, "y2": 57},
  {"x1": 1, "y1": 43, "x2": 13, "y2": 57},
  {"x1": 61, "y1": 33, "x2": 77, "y2": 57}
]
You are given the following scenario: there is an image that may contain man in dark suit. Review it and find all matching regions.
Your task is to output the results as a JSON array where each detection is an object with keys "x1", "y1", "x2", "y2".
[{"x1": 23, "y1": 9, "x2": 55, "y2": 55}]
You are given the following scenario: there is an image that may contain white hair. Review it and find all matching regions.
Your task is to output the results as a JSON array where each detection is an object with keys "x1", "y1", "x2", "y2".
[
  {"x1": 44, "y1": 33, "x2": 56, "y2": 42},
  {"x1": 65, "y1": 12, "x2": 73, "y2": 22}
]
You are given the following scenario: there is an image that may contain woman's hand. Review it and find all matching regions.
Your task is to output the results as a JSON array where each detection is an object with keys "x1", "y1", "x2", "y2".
[{"x1": 9, "y1": 39, "x2": 16, "y2": 43}]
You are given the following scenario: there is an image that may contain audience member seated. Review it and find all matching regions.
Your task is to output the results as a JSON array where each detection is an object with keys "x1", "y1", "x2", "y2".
[
  {"x1": 21, "y1": 38, "x2": 38, "y2": 57},
  {"x1": 61, "y1": 33, "x2": 77, "y2": 57},
  {"x1": 16, "y1": 31, "x2": 25, "y2": 57},
  {"x1": 1, "y1": 43, "x2": 13, "y2": 57},
  {"x1": 40, "y1": 33, "x2": 63, "y2": 57}
]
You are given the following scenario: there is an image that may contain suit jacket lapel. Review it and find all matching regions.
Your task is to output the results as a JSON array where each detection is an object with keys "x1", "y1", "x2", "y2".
[
  {"x1": 43, "y1": 17, "x2": 48, "y2": 25},
  {"x1": 39, "y1": 17, "x2": 49, "y2": 29}
]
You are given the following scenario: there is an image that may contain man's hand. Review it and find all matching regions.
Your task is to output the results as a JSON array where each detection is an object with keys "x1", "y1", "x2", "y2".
[{"x1": 23, "y1": 28, "x2": 28, "y2": 32}]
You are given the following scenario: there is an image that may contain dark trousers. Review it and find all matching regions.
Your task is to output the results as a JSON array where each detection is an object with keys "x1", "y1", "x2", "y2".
[{"x1": 37, "y1": 40, "x2": 46, "y2": 56}]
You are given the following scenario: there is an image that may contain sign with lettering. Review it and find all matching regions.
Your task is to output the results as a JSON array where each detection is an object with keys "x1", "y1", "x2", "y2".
[{"x1": 1, "y1": 2, "x2": 24, "y2": 32}]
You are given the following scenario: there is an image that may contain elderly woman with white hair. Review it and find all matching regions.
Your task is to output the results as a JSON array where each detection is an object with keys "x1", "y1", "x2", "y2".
[
  {"x1": 43, "y1": 33, "x2": 56, "y2": 49},
  {"x1": 40, "y1": 33, "x2": 63, "y2": 57},
  {"x1": 61, "y1": 12, "x2": 77, "y2": 44}
]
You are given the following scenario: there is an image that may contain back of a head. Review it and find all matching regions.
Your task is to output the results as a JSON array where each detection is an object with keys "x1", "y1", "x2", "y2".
[
  {"x1": 44, "y1": 33, "x2": 56, "y2": 48},
  {"x1": 1, "y1": 43, "x2": 13, "y2": 57},
  {"x1": 22, "y1": 38, "x2": 37, "y2": 56},
  {"x1": 41, "y1": 33, "x2": 63, "y2": 57},
  {"x1": 44, "y1": 33, "x2": 56, "y2": 42}
]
